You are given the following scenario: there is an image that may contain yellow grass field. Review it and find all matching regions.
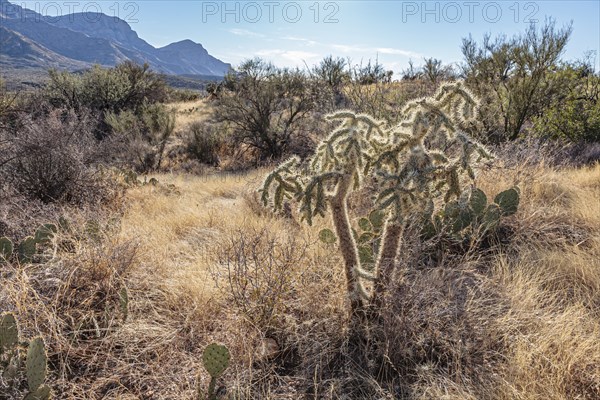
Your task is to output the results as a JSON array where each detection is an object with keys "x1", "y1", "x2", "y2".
[{"x1": 2, "y1": 104, "x2": 600, "y2": 399}]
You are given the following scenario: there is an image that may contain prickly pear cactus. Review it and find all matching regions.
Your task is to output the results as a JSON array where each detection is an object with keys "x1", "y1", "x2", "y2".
[
  {"x1": 0, "y1": 312, "x2": 19, "y2": 353},
  {"x1": 34, "y1": 224, "x2": 58, "y2": 245},
  {"x1": 58, "y1": 216, "x2": 71, "y2": 234},
  {"x1": 201, "y1": 343, "x2": 230, "y2": 400},
  {"x1": 495, "y1": 187, "x2": 520, "y2": 216},
  {"x1": 469, "y1": 188, "x2": 487, "y2": 216},
  {"x1": 0, "y1": 237, "x2": 13, "y2": 261},
  {"x1": 17, "y1": 237, "x2": 37, "y2": 263},
  {"x1": 26, "y1": 337, "x2": 47, "y2": 392},
  {"x1": 0, "y1": 314, "x2": 52, "y2": 399},
  {"x1": 24, "y1": 384, "x2": 51, "y2": 400},
  {"x1": 318, "y1": 228, "x2": 336, "y2": 244},
  {"x1": 202, "y1": 343, "x2": 230, "y2": 378}
]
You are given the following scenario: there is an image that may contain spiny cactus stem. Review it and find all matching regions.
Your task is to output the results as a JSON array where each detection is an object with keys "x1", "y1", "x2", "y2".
[
  {"x1": 330, "y1": 173, "x2": 363, "y2": 312},
  {"x1": 371, "y1": 220, "x2": 403, "y2": 312}
]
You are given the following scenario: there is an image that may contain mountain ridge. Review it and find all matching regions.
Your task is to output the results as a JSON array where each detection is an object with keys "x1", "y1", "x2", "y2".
[{"x1": 0, "y1": 0, "x2": 231, "y2": 80}]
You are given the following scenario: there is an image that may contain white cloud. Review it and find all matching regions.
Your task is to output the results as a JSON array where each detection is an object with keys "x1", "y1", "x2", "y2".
[
  {"x1": 376, "y1": 47, "x2": 422, "y2": 58},
  {"x1": 331, "y1": 44, "x2": 422, "y2": 59},
  {"x1": 229, "y1": 28, "x2": 265, "y2": 38},
  {"x1": 282, "y1": 36, "x2": 319, "y2": 46},
  {"x1": 255, "y1": 49, "x2": 320, "y2": 64}
]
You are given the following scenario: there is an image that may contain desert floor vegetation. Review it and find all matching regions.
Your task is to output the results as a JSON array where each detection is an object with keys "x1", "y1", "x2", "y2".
[{"x1": 2, "y1": 156, "x2": 599, "y2": 398}]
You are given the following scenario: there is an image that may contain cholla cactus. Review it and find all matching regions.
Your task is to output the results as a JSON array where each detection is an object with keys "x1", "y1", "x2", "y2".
[{"x1": 260, "y1": 81, "x2": 494, "y2": 320}]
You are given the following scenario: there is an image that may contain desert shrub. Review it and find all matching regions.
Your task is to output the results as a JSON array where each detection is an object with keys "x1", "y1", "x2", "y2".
[
  {"x1": 215, "y1": 58, "x2": 319, "y2": 162},
  {"x1": 461, "y1": 20, "x2": 572, "y2": 142},
  {"x1": 105, "y1": 103, "x2": 176, "y2": 172},
  {"x1": 344, "y1": 81, "x2": 411, "y2": 123},
  {"x1": 312, "y1": 55, "x2": 351, "y2": 108},
  {"x1": 212, "y1": 228, "x2": 309, "y2": 330},
  {"x1": 351, "y1": 58, "x2": 393, "y2": 85},
  {"x1": 185, "y1": 121, "x2": 224, "y2": 166},
  {"x1": 421, "y1": 57, "x2": 456, "y2": 86},
  {"x1": 46, "y1": 62, "x2": 167, "y2": 114},
  {"x1": 401, "y1": 59, "x2": 422, "y2": 81},
  {"x1": 532, "y1": 61, "x2": 600, "y2": 142},
  {"x1": 45, "y1": 62, "x2": 168, "y2": 138},
  {"x1": 2, "y1": 109, "x2": 108, "y2": 203},
  {"x1": 494, "y1": 135, "x2": 600, "y2": 169}
]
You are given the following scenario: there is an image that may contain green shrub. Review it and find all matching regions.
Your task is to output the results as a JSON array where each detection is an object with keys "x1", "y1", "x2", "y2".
[
  {"x1": 45, "y1": 62, "x2": 168, "y2": 138},
  {"x1": 185, "y1": 121, "x2": 223, "y2": 166},
  {"x1": 532, "y1": 62, "x2": 600, "y2": 142}
]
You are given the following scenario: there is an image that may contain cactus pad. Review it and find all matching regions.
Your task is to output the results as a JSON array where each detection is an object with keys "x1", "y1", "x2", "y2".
[
  {"x1": 34, "y1": 224, "x2": 58, "y2": 244},
  {"x1": 0, "y1": 237, "x2": 13, "y2": 261},
  {"x1": 58, "y1": 216, "x2": 71, "y2": 233},
  {"x1": 494, "y1": 188, "x2": 520, "y2": 216},
  {"x1": 318, "y1": 229, "x2": 336, "y2": 244},
  {"x1": 358, "y1": 218, "x2": 372, "y2": 232},
  {"x1": 24, "y1": 384, "x2": 51, "y2": 400},
  {"x1": 18, "y1": 237, "x2": 37, "y2": 263},
  {"x1": 26, "y1": 337, "x2": 47, "y2": 392},
  {"x1": 470, "y1": 188, "x2": 488, "y2": 216},
  {"x1": 202, "y1": 343, "x2": 230, "y2": 378},
  {"x1": 368, "y1": 210, "x2": 386, "y2": 231},
  {"x1": 482, "y1": 204, "x2": 501, "y2": 230},
  {"x1": 358, "y1": 245, "x2": 375, "y2": 265},
  {"x1": 0, "y1": 312, "x2": 19, "y2": 351}
]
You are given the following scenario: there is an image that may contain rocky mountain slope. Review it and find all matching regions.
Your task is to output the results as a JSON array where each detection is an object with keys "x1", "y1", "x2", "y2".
[{"x1": 0, "y1": 0, "x2": 230, "y2": 79}]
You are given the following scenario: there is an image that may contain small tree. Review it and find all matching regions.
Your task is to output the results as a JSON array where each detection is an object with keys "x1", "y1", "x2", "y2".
[
  {"x1": 461, "y1": 19, "x2": 572, "y2": 142},
  {"x1": 532, "y1": 58, "x2": 600, "y2": 142},
  {"x1": 313, "y1": 55, "x2": 350, "y2": 92},
  {"x1": 401, "y1": 59, "x2": 422, "y2": 81},
  {"x1": 259, "y1": 82, "x2": 493, "y2": 332},
  {"x1": 351, "y1": 58, "x2": 391, "y2": 85},
  {"x1": 422, "y1": 57, "x2": 455, "y2": 86},
  {"x1": 216, "y1": 58, "x2": 318, "y2": 161}
]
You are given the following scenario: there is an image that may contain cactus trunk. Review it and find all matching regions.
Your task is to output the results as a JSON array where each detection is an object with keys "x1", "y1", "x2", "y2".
[
  {"x1": 371, "y1": 220, "x2": 403, "y2": 312},
  {"x1": 330, "y1": 174, "x2": 364, "y2": 314}
]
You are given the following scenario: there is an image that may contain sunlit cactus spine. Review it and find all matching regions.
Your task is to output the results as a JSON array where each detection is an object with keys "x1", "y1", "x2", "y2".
[{"x1": 260, "y1": 81, "x2": 496, "y2": 322}]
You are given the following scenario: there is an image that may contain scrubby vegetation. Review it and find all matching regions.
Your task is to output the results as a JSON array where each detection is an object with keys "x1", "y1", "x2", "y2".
[{"x1": 1, "y1": 20, "x2": 600, "y2": 399}]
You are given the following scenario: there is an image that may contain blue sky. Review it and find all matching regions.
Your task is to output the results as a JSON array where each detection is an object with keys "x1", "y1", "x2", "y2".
[{"x1": 20, "y1": 1, "x2": 600, "y2": 74}]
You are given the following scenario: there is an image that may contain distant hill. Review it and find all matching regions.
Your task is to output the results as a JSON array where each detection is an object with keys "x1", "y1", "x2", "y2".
[{"x1": 0, "y1": 0, "x2": 231, "y2": 86}]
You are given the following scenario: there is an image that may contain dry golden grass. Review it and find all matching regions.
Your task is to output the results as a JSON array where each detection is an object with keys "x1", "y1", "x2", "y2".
[
  {"x1": 1, "y1": 162, "x2": 599, "y2": 398},
  {"x1": 169, "y1": 99, "x2": 214, "y2": 133}
]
